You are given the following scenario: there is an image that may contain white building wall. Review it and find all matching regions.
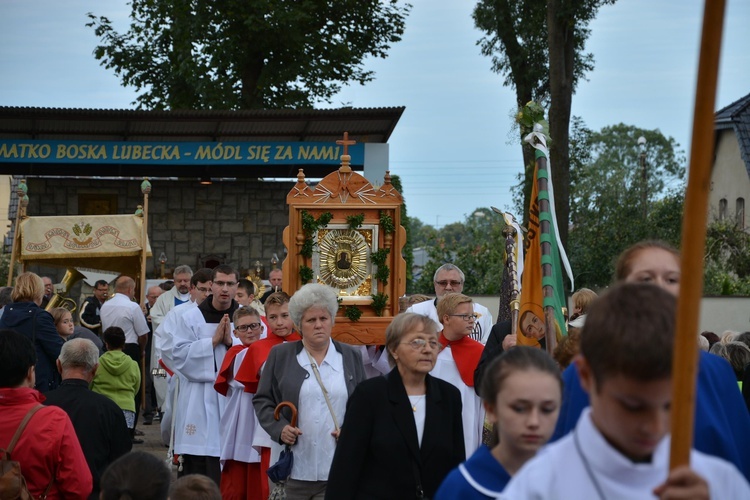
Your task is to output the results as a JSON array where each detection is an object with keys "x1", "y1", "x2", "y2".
[{"x1": 709, "y1": 130, "x2": 750, "y2": 225}]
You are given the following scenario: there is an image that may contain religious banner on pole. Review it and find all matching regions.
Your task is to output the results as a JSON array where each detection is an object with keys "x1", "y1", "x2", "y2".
[{"x1": 516, "y1": 124, "x2": 573, "y2": 352}]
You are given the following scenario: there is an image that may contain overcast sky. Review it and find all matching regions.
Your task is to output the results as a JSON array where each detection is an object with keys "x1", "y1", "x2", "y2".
[{"x1": 1, "y1": 0, "x2": 748, "y2": 227}]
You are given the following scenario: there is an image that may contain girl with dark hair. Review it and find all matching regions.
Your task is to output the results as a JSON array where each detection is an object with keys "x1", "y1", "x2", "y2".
[{"x1": 435, "y1": 346, "x2": 562, "y2": 498}]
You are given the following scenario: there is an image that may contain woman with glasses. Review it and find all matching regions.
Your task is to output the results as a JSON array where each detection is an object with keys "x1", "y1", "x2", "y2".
[
  {"x1": 253, "y1": 284, "x2": 366, "y2": 499},
  {"x1": 432, "y1": 293, "x2": 486, "y2": 458},
  {"x1": 326, "y1": 313, "x2": 465, "y2": 499},
  {"x1": 214, "y1": 306, "x2": 264, "y2": 500}
]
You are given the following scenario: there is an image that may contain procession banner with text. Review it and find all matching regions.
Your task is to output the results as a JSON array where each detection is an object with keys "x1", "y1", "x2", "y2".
[
  {"x1": 20, "y1": 215, "x2": 151, "y2": 260},
  {"x1": 516, "y1": 149, "x2": 568, "y2": 347}
]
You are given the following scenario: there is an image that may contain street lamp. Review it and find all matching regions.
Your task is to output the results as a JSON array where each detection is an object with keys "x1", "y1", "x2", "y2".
[{"x1": 638, "y1": 136, "x2": 647, "y2": 219}]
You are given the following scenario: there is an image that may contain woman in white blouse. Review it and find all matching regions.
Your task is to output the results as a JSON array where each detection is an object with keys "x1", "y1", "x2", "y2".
[{"x1": 253, "y1": 284, "x2": 365, "y2": 499}]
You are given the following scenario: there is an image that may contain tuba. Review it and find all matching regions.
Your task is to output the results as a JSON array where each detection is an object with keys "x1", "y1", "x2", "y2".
[{"x1": 45, "y1": 268, "x2": 84, "y2": 314}]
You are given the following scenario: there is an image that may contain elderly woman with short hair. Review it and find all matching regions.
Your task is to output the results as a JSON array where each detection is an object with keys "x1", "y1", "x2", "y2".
[
  {"x1": 0, "y1": 272, "x2": 63, "y2": 392},
  {"x1": 326, "y1": 313, "x2": 465, "y2": 499},
  {"x1": 253, "y1": 283, "x2": 365, "y2": 499}
]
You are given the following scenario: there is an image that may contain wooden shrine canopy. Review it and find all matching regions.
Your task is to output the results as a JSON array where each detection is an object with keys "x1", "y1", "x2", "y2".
[{"x1": 0, "y1": 106, "x2": 404, "y2": 179}]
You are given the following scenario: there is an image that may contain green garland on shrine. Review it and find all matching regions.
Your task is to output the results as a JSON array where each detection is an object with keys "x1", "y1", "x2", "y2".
[
  {"x1": 346, "y1": 213, "x2": 365, "y2": 229},
  {"x1": 343, "y1": 304, "x2": 363, "y2": 322},
  {"x1": 371, "y1": 247, "x2": 390, "y2": 285},
  {"x1": 299, "y1": 210, "x2": 333, "y2": 258},
  {"x1": 379, "y1": 211, "x2": 395, "y2": 234},
  {"x1": 299, "y1": 265, "x2": 313, "y2": 284},
  {"x1": 370, "y1": 292, "x2": 389, "y2": 317},
  {"x1": 298, "y1": 210, "x2": 332, "y2": 284}
]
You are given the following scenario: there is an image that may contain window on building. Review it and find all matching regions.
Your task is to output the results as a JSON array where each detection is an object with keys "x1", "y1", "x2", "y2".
[
  {"x1": 719, "y1": 198, "x2": 727, "y2": 221},
  {"x1": 737, "y1": 197, "x2": 745, "y2": 229}
]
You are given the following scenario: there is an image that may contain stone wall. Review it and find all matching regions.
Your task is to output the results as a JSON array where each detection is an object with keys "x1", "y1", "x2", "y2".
[{"x1": 23, "y1": 177, "x2": 293, "y2": 278}]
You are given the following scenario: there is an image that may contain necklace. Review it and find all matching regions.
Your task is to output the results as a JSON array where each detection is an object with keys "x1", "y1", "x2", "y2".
[
  {"x1": 573, "y1": 428, "x2": 606, "y2": 500},
  {"x1": 409, "y1": 394, "x2": 426, "y2": 412}
]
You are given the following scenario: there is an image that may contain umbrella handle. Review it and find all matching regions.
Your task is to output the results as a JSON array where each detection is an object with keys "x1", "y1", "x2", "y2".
[{"x1": 274, "y1": 401, "x2": 298, "y2": 428}]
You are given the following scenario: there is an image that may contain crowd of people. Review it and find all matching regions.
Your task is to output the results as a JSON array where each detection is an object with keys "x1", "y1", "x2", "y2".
[{"x1": 2, "y1": 240, "x2": 750, "y2": 499}]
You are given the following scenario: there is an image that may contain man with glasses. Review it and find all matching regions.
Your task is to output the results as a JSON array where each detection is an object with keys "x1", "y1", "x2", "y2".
[
  {"x1": 172, "y1": 265, "x2": 241, "y2": 485},
  {"x1": 80, "y1": 279, "x2": 110, "y2": 336},
  {"x1": 406, "y1": 264, "x2": 493, "y2": 344}
]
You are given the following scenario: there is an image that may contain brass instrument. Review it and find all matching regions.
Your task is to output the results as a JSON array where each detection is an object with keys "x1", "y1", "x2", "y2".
[{"x1": 44, "y1": 268, "x2": 84, "y2": 314}]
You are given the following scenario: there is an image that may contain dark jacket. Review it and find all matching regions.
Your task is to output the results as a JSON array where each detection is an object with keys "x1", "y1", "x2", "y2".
[
  {"x1": 45, "y1": 379, "x2": 132, "y2": 500},
  {"x1": 79, "y1": 296, "x2": 104, "y2": 333},
  {"x1": 325, "y1": 368, "x2": 466, "y2": 499},
  {"x1": 0, "y1": 302, "x2": 63, "y2": 392},
  {"x1": 253, "y1": 339, "x2": 366, "y2": 443}
]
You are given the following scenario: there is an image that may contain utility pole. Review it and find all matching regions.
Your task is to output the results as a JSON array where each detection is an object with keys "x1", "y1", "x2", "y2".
[{"x1": 638, "y1": 136, "x2": 648, "y2": 219}]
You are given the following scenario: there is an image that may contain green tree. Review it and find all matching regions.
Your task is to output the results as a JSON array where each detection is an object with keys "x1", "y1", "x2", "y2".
[
  {"x1": 406, "y1": 216, "x2": 436, "y2": 249},
  {"x1": 568, "y1": 123, "x2": 686, "y2": 289},
  {"x1": 473, "y1": 0, "x2": 549, "y2": 221},
  {"x1": 87, "y1": 0, "x2": 410, "y2": 110},
  {"x1": 412, "y1": 208, "x2": 507, "y2": 295},
  {"x1": 704, "y1": 219, "x2": 750, "y2": 295},
  {"x1": 473, "y1": 0, "x2": 616, "y2": 238},
  {"x1": 547, "y1": 0, "x2": 617, "y2": 248},
  {"x1": 390, "y1": 175, "x2": 414, "y2": 293}
]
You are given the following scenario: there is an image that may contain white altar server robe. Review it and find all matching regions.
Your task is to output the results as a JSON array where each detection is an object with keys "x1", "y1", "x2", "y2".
[
  {"x1": 219, "y1": 348, "x2": 261, "y2": 466},
  {"x1": 430, "y1": 347, "x2": 484, "y2": 458},
  {"x1": 501, "y1": 408, "x2": 750, "y2": 499},
  {"x1": 172, "y1": 306, "x2": 230, "y2": 457}
]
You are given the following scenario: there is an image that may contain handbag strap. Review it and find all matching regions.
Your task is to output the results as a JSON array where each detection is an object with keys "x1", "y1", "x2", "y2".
[
  {"x1": 303, "y1": 347, "x2": 340, "y2": 431},
  {"x1": 4, "y1": 405, "x2": 55, "y2": 499},
  {"x1": 5, "y1": 405, "x2": 44, "y2": 457},
  {"x1": 409, "y1": 454, "x2": 425, "y2": 499}
]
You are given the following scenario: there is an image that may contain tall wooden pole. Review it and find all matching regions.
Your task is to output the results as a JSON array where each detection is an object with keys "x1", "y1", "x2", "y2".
[
  {"x1": 7, "y1": 180, "x2": 28, "y2": 286},
  {"x1": 669, "y1": 0, "x2": 726, "y2": 471},
  {"x1": 139, "y1": 178, "x2": 152, "y2": 408}
]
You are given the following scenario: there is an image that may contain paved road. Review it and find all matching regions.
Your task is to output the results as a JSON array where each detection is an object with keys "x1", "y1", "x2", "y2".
[{"x1": 134, "y1": 417, "x2": 179, "y2": 482}]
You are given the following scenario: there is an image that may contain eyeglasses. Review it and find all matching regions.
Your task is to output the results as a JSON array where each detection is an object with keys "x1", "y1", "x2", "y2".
[
  {"x1": 401, "y1": 339, "x2": 440, "y2": 350},
  {"x1": 236, "y1": 323, "x2": 261, "y2": 332},
  {"x1": 449, "y1": 314, "x2": 477, "y2": 321},
  {"x1": 435, "y1": 280, "x2": 463, "y2": 287},
  {"x1": 214, "y1": 281, "x2": 237, "y2": 288}
]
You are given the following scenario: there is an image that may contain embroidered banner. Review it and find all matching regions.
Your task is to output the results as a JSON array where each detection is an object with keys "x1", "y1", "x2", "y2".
[{"x1": 20, "y1": 215, "x2": 151, "y2": 260}]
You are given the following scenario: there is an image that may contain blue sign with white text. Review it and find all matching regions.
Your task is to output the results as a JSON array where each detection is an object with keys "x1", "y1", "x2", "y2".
[{"x1": 0, "y1": 140, "x2": 364, "y2": 166}]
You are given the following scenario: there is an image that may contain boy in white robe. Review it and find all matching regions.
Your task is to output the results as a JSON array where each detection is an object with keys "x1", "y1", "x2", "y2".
[
  {"x1": 502, "y1": 283, "x2": 750, "y2": 499},
  {"x1": 172, "y1": 265, "x2": 240, "y2": 486},
  {"x1": 430, "y1": 293, "x2": 484, "y2": 457},
  {"x1": 214, "y1": 307, "x2": 263, "y2": 500}
]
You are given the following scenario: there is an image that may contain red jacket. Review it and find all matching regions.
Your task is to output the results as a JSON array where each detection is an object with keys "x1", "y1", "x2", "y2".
[{"x1": 0, "y1": 387, "x2": 92, "y2": 499}]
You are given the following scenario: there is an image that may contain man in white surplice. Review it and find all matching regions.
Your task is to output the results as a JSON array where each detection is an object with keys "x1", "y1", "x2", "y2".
[
  {"x1": 406, "y1": 264, "x2": 493, "y2": 344},
  {"x1": 172, "y1": 265, "x2": 240, "y2": 486},
  {"x1": 156, "y1": 268, "x2": 213, "y2": 445}
]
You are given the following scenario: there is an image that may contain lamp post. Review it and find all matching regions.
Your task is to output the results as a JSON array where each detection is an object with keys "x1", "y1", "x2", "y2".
[{"x1": 638, "y1": 136, "x2": 648, "y2": 219}]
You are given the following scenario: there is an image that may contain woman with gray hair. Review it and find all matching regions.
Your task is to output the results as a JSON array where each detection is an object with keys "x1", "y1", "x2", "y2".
[
  {"x1": 326, "y1": 313, "x2": 465, "y2": 499},
  {"x1": 253, "y1": 283, "x2": 366, "y2": 499}
]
